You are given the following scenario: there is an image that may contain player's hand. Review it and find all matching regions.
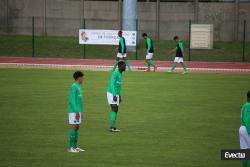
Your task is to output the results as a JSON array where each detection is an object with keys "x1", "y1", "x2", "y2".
[
  {"x1": 75, "y1": 112, "x2": 80, "y2": 121},
  {"x1": 113, "y1": 96, "x2": 117, "y2": 102}
]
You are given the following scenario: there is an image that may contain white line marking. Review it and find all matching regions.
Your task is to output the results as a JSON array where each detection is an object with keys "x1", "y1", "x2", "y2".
[{"x1": 0, "y1": 63, "x2": 250, "y2": 72}]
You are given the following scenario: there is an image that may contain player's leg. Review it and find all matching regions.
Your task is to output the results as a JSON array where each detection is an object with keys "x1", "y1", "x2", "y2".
[
  {"x1": 168, "y1": 63, "x2": 177, "y2": 73},
  {"x1": 168, "y1": 57, "x2": 178, "y2": 73},
  {"x1": 125, "y1": 60, "x2": 132, "y2": 71},
  {"x1": 148, "y1": 59, "x2": 157, "y2": 72},
  {"x1": 69, "y1": 125, "x2": 77, "y2": 148},
  {"x1": 145, "y1": 53, "x2": 150, "y2": 72},
  {"x1": 75, "y1": 125, "x2": 79, "y2": 147},
  {"x1": 239, "y1": 126, "x2": 250, "y2": 167},
  {"x1": 68, "y1": 121, "x2": 78, "y2": 153},
  {"x1": 74, "y1": 114, "x2": 85, "y2": 152},
  {"x1": 123, "y1": 55, "x2": 132, "y2": 71},
  {"x1": 146, "y1": 53, "x2": 156, "y2": 72},
  {"x1": 148, "y1": 59, "x2": 155, "y2": 67},
  {"x1": 68, "y1": 113, "x2": 84, "y2": 152},
  {"x1": 110, "y1": 104, "x2": 119, "y2": 130},
  {"x1": 180, "y1": 58, "x2": 187, "y2": 74},
  {"x1": 107, "y1": 93, "x2": 120, "y2": 132},
  {"x1": 113, "y1": 57, "x2": 120, "y2": 71},
  {"x1": 146, "y1": 59, "x2": 150, "y2": 72}
]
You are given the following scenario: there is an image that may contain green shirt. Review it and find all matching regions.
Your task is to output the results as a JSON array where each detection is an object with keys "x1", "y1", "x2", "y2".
[
  {"x1": 107, "y1": 70, "x2": 123, "y2": 96},
  {"x1": 146, "y1": 37, "x2": 154, "y2": 53},
  {"x1": 68, "y1": 82, "x2": 83, "y2": 113},
  {"x1": 117, "y1": 37, "x2": 126, "y2": 54},
  {"x1": 176, "y1": 40, "x2": 184, "y2": 57},
  {"x1": 241, "y1": 102, "x2": 250, "y2": 134}
]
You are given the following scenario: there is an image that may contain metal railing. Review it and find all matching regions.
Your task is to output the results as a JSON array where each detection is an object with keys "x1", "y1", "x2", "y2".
[{"x1": 0, "y1": 17, "x2": 249, "y2": 62}]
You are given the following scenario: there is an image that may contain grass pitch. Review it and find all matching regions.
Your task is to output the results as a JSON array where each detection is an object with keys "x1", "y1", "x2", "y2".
[{"x1": 0, "y1": 69, "x2": 249, "y2": 167}]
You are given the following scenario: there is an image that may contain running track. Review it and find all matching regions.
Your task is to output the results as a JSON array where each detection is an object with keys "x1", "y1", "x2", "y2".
[{"x1": 0, "y1": 57, "x2": 250, "y2": 74}]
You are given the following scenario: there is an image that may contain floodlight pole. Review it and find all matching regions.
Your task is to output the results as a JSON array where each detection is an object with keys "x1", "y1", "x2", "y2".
[{"x1": 122, "y1": 0, "x2": 137, "y2": 52}]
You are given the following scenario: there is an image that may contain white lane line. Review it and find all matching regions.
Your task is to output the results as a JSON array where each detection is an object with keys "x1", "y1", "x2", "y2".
[{"x1": 0, "y1": 63, "x2": 250, "y2": 72}]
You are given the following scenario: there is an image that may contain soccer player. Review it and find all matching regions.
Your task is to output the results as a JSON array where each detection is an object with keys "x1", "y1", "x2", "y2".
[
  {"x1": 107, "y1": 61, "x2": 126, "y2": 132},
  {"x1": 112, "y1": 30, "x2": 132, "y2": 71},
  {"x1": 168, "y1": 36, "x2": 187, "y2": 74},
  {"x1": 239, "y1": 91, "x2": 250, "y2": 167},
  {"x1": 142, "y1": 33, "x2": 157, "y2": 72},
  {"x1": 68, "y1": 71, "x2": 85, "y2": 153}
]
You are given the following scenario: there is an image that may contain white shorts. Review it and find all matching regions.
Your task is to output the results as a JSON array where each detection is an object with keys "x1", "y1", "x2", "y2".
[
  {"x1": 69, "y1": 112, "x2": 82, "y2": 125},
  {"x1": 174, "y1": 57, "x2": 184, "y2": 63},
  {"x1": 239, "y1": 126, "x2": 250, "y2": 149},
  {"x1": 107, "y1": 92, "x2": 119, "y2": 106},
  {"x1": 117, "y1": 53, "x2": 127, "y2": 58},
  {"x1": 146, "y1": 53, "x2": 153, "y2": 60}
]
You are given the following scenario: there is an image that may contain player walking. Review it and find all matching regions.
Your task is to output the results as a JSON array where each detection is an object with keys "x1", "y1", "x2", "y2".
[
  {"x1": 142, "y1": 33, "x2": 157, "y2": 72},
  {"x1": 168, "y1": 36, "x2": 187, "y2": 74},
  {"x1": 239, "y1": 91, "x2": 250, "y2": 167},
  {"x1": 107, "y1": 61, "x2": 126, "y2": 132},
  {"x1": 112, "y1": 30, "x2": 132, "y2": 71},
  {"x1": 68, "y1": 71, "x2": 85, "y2": 153}
]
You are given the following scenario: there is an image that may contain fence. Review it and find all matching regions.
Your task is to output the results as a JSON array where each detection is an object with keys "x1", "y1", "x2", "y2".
[{"x1": 0, "y1": 16, "x2": 249, "y2": 62}]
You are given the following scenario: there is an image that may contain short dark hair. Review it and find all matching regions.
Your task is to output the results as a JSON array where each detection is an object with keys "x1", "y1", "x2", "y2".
[
  {"x1": 118, "y1": 30, "x2": 123, "y2": 35},
  {"x1": 247, "y1": 91, "x2": 250, "y2": 98},
  {"x1": 118, "y1": 61, "x2": 125, "y2": 67},
  {"x1": 73, "y1": 71, "x2": 84, "y2": 80},
  {"x1": 173, "y1": 36, "x2": 179, "y2": 40},
  {"x1": 142, "y1": 33, "x2": 147, "y2": 37}
]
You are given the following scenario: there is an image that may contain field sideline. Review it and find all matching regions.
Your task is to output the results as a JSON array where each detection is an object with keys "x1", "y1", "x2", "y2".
[{"x1": 0, "y1": 68, "x2": 249, "y2": 167}]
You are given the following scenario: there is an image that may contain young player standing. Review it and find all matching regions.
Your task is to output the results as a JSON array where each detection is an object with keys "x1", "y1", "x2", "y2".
[
  {"x1": 168, "y1": 36, "x2": 187, "y2": 74},
  {"x1": 68, "y1": 71, "x2": 85, "y2": 153},
  {"x1": 107, "y1": 61, "x2": 126, "y2": 132},
  {"x1": 239, "y1": 91, "x2": 250, "y2": 167},
  {"x1": 112, "y1": 30, "x2": 132, "y2": 71},
  {"x1": 142, "y1": 33, "x2": 157, "y2": 72}
]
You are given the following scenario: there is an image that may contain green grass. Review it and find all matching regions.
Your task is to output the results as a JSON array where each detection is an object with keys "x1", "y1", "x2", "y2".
[
  {"x1": 0, "y1": 69, "x2": 249, "y2": 167},
  {"x1": 1, "y1": 35, "x2": 250, "y2": 62}
]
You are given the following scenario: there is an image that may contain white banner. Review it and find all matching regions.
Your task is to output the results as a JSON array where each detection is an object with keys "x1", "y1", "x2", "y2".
[
  {"x1": 191, "y1": 24, "x2": 213, "y2": 49},
  {"x1": 79, "y1": 29, "x2": 137, "y2": 46}
]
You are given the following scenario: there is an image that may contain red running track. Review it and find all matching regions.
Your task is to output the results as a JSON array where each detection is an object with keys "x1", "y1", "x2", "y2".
[{"x1": 0, "y1": 57, "x2": 250, "y2": 73}]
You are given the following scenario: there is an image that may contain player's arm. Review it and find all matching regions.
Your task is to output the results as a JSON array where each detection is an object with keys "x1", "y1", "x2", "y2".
[
  {"x1": 168, "y1": 48, "x2": 176, "y2": 55},
  {"x1": 244, "y1": 118, "x2": 250, "y2": 135},
  {"x1": 70, "y1": 86, "x2": 78, "y2": 112},
  {"x1": 241, "y1": 106, "x2": 250, "y2": 135},
  {"x1": 179, "y1": 42, "x2": 185, "y2": 56},
  {"x1": 73, "y1": 87, "x2": 81, "y2": 121},
  {"x1": 70, "y1": 87, "x2": 80, "y2": 120},
  {"x1": 146, "y1": 38, "x2": 151, "y2": 53},
  {"x1": 241, "y1": 106, "x2": 244, "y2": 125},
  {"x1": 110, "y1": 73, "x2": 118, "y2": 101}
]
